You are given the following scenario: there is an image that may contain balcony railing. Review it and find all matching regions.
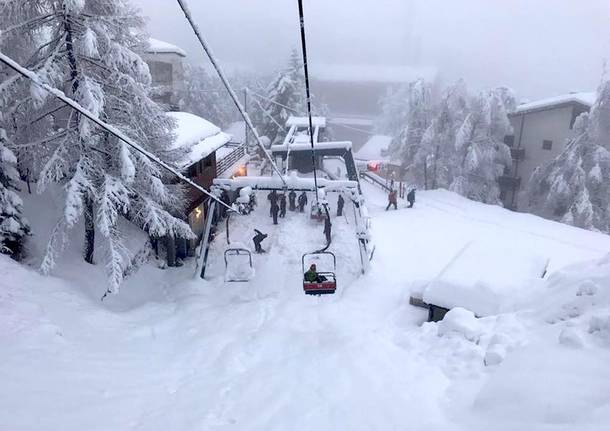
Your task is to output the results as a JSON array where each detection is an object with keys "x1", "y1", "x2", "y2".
[{"x1": 217, "y1": 145, "x2": 246, "y2": 176}]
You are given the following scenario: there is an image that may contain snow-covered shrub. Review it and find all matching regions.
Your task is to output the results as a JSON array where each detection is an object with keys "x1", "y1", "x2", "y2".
[{"x1": 0, "y1": 126, "x2": 29, "y2": 260}]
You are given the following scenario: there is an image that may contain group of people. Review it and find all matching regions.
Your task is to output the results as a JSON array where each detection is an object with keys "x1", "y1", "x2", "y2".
[
  {"x1": 386, "y1": 187, "x2": 416, "y2": 211},
  {"x1": 267, "y1": 190, "x2": 312, "y2": 225}
]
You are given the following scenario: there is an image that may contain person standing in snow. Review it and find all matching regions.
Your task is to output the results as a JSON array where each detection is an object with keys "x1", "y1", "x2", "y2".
[
  {"x1": 267, "y1": 190, "x2": 278, "y2": 217},
  {"x1": 271, "y1": 200, "x2": 280, "y2": 225},
  {"x1": 279, "y1": 193, "x2": 287, "y2": 218},
  {"x1": 407, "y1": 188, "x2": 416, "y2": 208},
  {"x1": 288, "y1": 190, "x2": 297, "y2": 211},
  {"x1": 323, "y1": 214, "x2": 332, "y2": 245},
  {"x1": 298, "y1": 192, "x2": 308, "y2": 213},
  {"x1": 252, "y1": 229, "x2": 268, "y2": 253},
  {"x1": 386, "y1": 189, "x2": 398, "y2": 211},
  {"x1": 336, "y1": 194, "x2": 345, "y2": 217}
]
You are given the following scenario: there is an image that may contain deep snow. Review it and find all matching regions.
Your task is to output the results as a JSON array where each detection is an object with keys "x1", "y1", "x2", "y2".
[{"x1": 2, "y1": 181, "x2": 610, "y2": 430}]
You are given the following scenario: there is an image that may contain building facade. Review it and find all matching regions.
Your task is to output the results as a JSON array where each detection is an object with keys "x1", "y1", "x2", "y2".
[
  {"x1": 500, "y1": 93, "x2": 595, "y2": 209},
  {"x1": 142, "y1": 38, "x2": 186, "y2": 110}
]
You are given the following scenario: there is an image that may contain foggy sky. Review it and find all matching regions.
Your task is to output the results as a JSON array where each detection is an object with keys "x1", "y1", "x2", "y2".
[{"x1": 133, "y1": 0, "x2": 610, "y2": 100}]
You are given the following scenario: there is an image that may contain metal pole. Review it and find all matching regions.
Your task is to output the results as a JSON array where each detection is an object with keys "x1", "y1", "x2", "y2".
[{"x1": 244, "y1": 88, "x2": 249, "y2": 148}]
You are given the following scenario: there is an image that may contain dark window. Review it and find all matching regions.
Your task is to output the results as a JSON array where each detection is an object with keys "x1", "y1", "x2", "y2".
[
  {"x1": 188, "y1": 164, "x2": 197, "y2": 178},
  {"x1": 148, "y1": 61, "x2": 173, "y2": 86},
  {"x1": 503, "y1": 135, "x2": 515, "y2": 146},
  {"x1": 542, "y1": 140, "x2": 553, "y2": 150},
  {"x1": 203, "y1": 156, "x2": 213, "y2": 167}
]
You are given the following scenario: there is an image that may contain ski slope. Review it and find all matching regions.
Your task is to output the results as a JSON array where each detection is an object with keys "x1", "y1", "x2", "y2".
[{"x1": 2, "y1": 182, "x2": 610, "y2": 430}]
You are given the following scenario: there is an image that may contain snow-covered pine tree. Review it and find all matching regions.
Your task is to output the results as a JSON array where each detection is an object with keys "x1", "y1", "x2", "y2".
[
  {"x1": 0, "y1": 123, "x2": 30, "y2": 260},
  {"x1": 525, "y1": 80, "x2": 610, "y2": 232},
  {"x1": 260, "y1": 49, "x2": 306, "y2": 145},
  {"x1": 0, "y1": 0, "x2": 192, "y2": 293},
  {"x1": 179, "y1": 63, "x2": 235, "y2": 128},
  {"x1": 392, "y1": 78, "x2": 433, "y2": 187},
  {"x1": 449, "y1": 88, "x2": 513, "y2": 204},
  {"x1": 420, "y1": 80, "x2": 470, "y2": 189}
]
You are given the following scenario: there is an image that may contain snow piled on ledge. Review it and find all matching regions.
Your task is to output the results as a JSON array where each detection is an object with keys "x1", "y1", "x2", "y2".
[
  {"x1": 145, "y1": 38, "x2": 186, "y2": 57},
  {"x1": 514, "y1": 92, "x2": 596, "y2": 114}
]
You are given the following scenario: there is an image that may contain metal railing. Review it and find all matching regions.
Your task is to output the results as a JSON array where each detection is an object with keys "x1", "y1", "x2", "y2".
[{"x1": 216, "y1": 145, "x2": 246, "y2": 176}]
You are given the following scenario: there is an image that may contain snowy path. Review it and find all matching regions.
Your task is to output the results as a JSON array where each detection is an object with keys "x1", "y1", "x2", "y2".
[{"x1": 3, "y1": 183, "x2": 610, "y2": 430}]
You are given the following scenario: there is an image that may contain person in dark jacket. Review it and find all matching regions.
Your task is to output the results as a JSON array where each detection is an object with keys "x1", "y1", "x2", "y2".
[
  {"x1": 271, "y1": 201, "x2": 280, "y2": 225},
  {"x1": 279, "y1": 193, "x2": 287, "y2": 218},
  {"x1": 298, "y1": 192, "x2": 308, "y2": 213},
  {"x1": 336, "y1": 194, "x2": 345, "y2": 217},
  {"x1": 267, "y1": 190, "x2": 278, "y2": 217},
  {"x1": 323, "y1": 215, "x2": 332, "y2": 244},
  {"x1": 288, "y1": 190, "x2": 297, "y2": 211},
  {"x1": 407, "y1": 188, "x2": 416, "y2": 208},
  {"x1": 386, "y1": 189, "x2": 398, "y2": 211},
  {"x1": 252, "y1": 229, "x2": 268, "y2": 253}
]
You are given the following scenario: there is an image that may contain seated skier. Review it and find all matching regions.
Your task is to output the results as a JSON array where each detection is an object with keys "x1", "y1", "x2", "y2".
[{"x1": 304, "y1": 264, "x2": 326, "y2": 283}]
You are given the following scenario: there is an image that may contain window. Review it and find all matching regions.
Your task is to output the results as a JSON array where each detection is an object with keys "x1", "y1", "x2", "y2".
[
  {"x1": 503, "y1": 135, "x2": 515, "y2": 146},
  {"x1": 542, "y1": 140, "x2": 553, "y2": 150},
  {"x1": 148, "y1": 61, "x2": 173, "y2": 86}
]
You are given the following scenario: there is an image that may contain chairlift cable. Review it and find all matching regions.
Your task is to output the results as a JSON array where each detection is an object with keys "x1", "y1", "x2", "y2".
[
  {"x1": 175, "y1": 0, "x2": 287, "y2": 186},
  {"x1": 0, "y1": 50, "x2": 235, "y2": 213},
  {"x1": 296, "y1": 0, "x2": 320, "y2": 205}
]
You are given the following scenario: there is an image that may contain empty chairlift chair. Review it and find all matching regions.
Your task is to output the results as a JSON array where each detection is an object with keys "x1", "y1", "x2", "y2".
[
  {"x1": 302, "y1": 251, "x2": 337, "y2": 295},
  {"x1": 224, "y1": 246, "x2": 255, "y2": 282}
]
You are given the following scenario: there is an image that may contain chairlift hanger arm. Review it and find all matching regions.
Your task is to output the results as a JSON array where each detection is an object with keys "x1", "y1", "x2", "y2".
[
  {"x1": 296, "y1": 0, "x2": 320, "y2": 204},
  {"x1": 0, "y1": 51, "x2": 235, "y2": 213}
]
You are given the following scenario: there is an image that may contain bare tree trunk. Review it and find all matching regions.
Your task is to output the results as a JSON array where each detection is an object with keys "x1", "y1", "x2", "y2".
[
  {"x1": 423, "y1": 161, "x2": 428, "y2": 190},
  {"x1": 64, "y1": 7, "x2": 95, "y2": 265},
  {"x1": 83, "y1": 197, "x2": 95, "y2": 264},
  {"x1": 165, "y1": 235, "x2": 176, "y2": 267}
]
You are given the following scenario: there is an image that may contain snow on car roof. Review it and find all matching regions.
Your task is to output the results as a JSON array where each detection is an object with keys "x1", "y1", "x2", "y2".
[
  {"x1": 311, "y1": 64, "x2": 438, "y2": 84},
  {"x1": 422, "y1": 240, "x2": 549, "y2": 317},
  {"x1": 168, "y1": 112, "x2": 231, "y2": 169},
  {"x1": 355, "y1": 135, "x2": 393, "y2": 161},
  {"x1": 514, "y1": 92, "x2": 596, "y2": 114},
  {"x1": 146, "y1": 38, "x2": 187, "y2": 57}
]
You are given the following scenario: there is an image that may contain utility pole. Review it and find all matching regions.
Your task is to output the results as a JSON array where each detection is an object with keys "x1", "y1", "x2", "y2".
[{"x1": 243, "y1": 88, "x2": 248, "y2": 148}]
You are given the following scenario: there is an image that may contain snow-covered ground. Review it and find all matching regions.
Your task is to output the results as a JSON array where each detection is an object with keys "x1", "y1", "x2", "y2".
[{"x1": 2, "y1": 181, "x2": 610, "y2": 430}]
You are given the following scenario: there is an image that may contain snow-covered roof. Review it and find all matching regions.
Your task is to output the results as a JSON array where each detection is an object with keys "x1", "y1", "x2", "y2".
[
  {"x1": 168, "y1": 112, "x2": 231, "y2": 169},
  {"x1": 286, "y1": 116, "x2": 327, "y2": 128},
  {"x1": 422, "y1": 240, "x2": 549, "y2": 317},
  {"x1": 225, "y1": 121, "x2": 246, "y2": 144},
  {"x1": 146, "y1": 38, "x2": 186, "y2": 57},
  {"x1": 514, "y1": 92, "x2": 596, "y2": 114},
  {"x1": 355, "y1": 135, "x2": 393, "y2": 161},
  {"x1": 311, "y1": 64, "x2": 438, "y2": 84}
]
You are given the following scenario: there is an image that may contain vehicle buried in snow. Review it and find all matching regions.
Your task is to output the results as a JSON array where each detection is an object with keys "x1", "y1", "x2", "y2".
[{"x1": 410, "y1": 241, "x2": 550, "y2": 322}]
